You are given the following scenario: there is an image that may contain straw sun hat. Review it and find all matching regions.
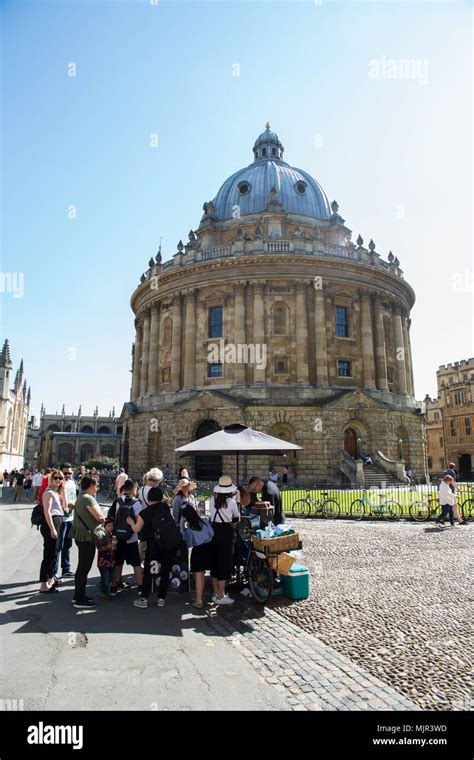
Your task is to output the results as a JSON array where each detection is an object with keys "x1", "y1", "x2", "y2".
[
  {"x1": 214, "y1": 475, "x2": 237, "y2": 494},
  {"x1": 174, "y1": 477, "x2": 197, "y2": 494}
]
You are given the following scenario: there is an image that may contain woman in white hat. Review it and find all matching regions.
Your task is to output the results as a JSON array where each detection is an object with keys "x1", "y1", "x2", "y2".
[
  {"x1": 172, "y1": 477, "x2": 198, "y2": 523},
  {"x1": 209, "y1": 476, "x2": 240, "y2": 605}
]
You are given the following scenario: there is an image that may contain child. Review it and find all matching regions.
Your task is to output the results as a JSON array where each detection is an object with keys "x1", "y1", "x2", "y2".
[
  {"x1": 434, "y1": 476, "x2": 456, "y2": 528},
  {"x1": 97, "y1": 518, "x2": 116, "y2": 598}
]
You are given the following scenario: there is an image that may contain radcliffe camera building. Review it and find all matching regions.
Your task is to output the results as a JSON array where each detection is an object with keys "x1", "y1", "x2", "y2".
[{"x1": 122, "y1": 125, "x2": 426, "y2": 484}]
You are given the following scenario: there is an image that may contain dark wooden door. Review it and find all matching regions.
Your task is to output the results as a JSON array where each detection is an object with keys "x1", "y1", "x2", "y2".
[{"x1": 344, "y1": 428, "x2": 357, "y2": 458}]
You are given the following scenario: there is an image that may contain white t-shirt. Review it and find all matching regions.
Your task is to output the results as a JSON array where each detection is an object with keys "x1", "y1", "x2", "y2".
[
  {"x1": 32, "y1": 472, "x2": 43, "y2": 487},
  {"x1": 209, "y1": 496, "x2": 240, "y2": 524},
  {"x1": 439, "y1": 482, "x2": 455, "y2": 506}
]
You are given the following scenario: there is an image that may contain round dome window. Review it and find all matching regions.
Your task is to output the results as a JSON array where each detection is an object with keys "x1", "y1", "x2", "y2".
[
  {"x1": 295, "y1": 181, "x2": 306, "y2": 195},
  {"x1": 238, "y1": 181, "x2": 250, "y2": 196}
]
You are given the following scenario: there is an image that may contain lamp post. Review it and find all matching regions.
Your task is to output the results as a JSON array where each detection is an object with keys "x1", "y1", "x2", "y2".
[
  {"x1": 398, "y1": 438, "x2": 403, "y2": 460},
  {"x1": 357, "y1": 437, "x2": 362, "y2": 458}
]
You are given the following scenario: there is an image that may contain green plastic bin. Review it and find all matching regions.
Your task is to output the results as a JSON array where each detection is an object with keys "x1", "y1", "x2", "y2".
[{"x1": 280, "y1": 562, "x2": 310, "y2": 600}]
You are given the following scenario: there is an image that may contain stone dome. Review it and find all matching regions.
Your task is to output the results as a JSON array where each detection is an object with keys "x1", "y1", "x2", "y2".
[{"x1": 209, "y1": 124, "x2": 331, "y2": 222}]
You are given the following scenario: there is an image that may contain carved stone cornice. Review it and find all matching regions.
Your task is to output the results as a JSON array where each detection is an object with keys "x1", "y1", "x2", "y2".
[
  {"x1": 253, "y1": 282, "x2": 265, "y2": 295},
  {"x1": 234, "y1": 283, "x2": 246, "y2": 297}
]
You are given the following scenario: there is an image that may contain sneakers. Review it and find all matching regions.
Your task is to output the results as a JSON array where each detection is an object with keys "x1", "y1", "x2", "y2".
[
  {"x1": 214, "y1": 595, "x2": 234, "y2": 605},
  {"x1": 73, "y1": 599, "x2": 96, "y2": 609},
  {"x1": 61, "y1": 571, "x2": 75, "y2": 578},
  {"x1": 117, "y1": 581, "x2": 130, "y2": 590},
  {"x1": 459, "y1": 519, "x2": 468, "y2": 525},
  {"x1": 157, "y1": 598, "x2": 166, "y2": 607},
  {"x1": 109, "y1": 587, "x2": 118, "y2": 596},
  {"x1": 211, "y1": 594, "x2": 220, "y2": 603},
  {"x1": 133, "y1": 598, "x2": 148, "y2": 608}
]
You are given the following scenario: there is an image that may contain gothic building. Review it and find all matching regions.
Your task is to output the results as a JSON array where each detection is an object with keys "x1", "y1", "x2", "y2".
[
  {"x1": 37, "y1": 406, "x2": 122, "y2": 468},
  {"x1": 0, "y1": 339, "x2": 30, "y2": 472},
  {"x1": 122, "y1": 125, "x2": 426, "y2": 484}
]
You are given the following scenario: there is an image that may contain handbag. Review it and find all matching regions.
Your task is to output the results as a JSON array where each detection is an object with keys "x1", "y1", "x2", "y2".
[
  {"x1": 182, "y1": 517, "x2": 214, "y2": 548},
  {"x1": 76, "y1": 511, "x2": 107, "y2": 548}
]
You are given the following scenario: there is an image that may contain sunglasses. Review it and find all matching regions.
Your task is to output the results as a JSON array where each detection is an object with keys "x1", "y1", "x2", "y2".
[{"x1": 52, "y1": 476, "x2": 64, "y2": 481}]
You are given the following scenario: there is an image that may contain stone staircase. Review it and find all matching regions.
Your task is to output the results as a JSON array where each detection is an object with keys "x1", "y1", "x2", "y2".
[{"x1": 363, "y1": 464, "x2": 402, "y2": 488}]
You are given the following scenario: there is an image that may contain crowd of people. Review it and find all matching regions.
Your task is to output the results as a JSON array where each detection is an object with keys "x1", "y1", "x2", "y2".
[{"x1": 35, "y1": 464, "x2": 284, "y2": 610}]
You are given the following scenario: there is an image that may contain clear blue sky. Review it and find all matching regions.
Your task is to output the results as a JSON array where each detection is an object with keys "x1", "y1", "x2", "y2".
[{"x1": 2, "y1": 0, "x2": 472, "y2": 419}]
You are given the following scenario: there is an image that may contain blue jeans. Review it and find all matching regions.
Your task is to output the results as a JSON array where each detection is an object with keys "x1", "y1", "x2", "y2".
[
  {"x1": 53, "y1": 521, "x2": 73, "y2": 576},
  {"x1": 435, "y1": 505, "x2": 454, "y2": 526},
  {"x1": 99, "y1": 566, "x2": 114, "y2": 594}
]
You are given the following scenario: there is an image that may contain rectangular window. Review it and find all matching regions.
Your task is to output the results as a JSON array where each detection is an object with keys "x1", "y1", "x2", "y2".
[
  {"x1": 338, "y1": 360, "x2": 351, "y2": 377},
  {"x1": 274, "y1": 357, "x2": 289, "y2": 375},
  {"x1": 465, "y1": 417, "x2": 471, "y2": 435},
  {"x1": 434, "y1": 412, "x2": 440, "y2": 420},
  {"x1": 335, "y1": 306, "x2": 349, "y2": 337},
  {"x1": 207, "y1": 363, "x2": 223, "y2": 378},
  {"x1": 450, "y1": 419, "x2": 457, "y2": 437},
  {"x1": 427, "y1": 457, "x2": 433, "y2": 469},
  {"x1": 209, "y1": 306, "x2": 223, "y2": 338},
  {"x1": 439, "y1": 437, "x2": 443, "y2": 447}
]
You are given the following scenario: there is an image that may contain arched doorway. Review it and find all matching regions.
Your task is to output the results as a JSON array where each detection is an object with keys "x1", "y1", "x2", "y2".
[
  {"x1": 344, "y1": 428, "x2": 358, "y2": 458},
  {"x1": 194, "y1": 420, "x2": 221, "y2": 480},
  {"x1": 57, "y1": 442, "x2": 74, "y2": 464},
  {"x1": 459, "y1": 453, "x2": 472, "y2": 479}
]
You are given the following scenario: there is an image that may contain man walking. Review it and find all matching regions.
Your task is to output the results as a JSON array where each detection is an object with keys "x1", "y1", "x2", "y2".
[{"x1": 13, "y1": 469, "x2": 25, "y2": 502}]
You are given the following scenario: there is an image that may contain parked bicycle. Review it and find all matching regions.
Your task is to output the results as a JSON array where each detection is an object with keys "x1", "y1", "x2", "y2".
[
  {"x1": 231, "y1": 518, "x2": 274, "y2": 604},
  {"x1": 291, "y1": 489, "x2": 340, "y2": 519},
  {"x1": 350, "y1": 491, "x2": 402, "y2": 521},
  {"x1": 409, "y1": 492, "x2": 439, "y2": 522}
]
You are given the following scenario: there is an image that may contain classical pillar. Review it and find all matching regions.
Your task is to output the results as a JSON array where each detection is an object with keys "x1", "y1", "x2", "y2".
[
  {"x1": 314, "y1": 289, "x2": 329, "y2": 385},
  {"x1": 147, "y1": 304, "x2": 160, "y2": 394},
  {"x1": 234, "y1": 283, "x2": 246, "y2": 384},
  {"x1": 360, "y1": 291, "x2": 375, "y2": 388},
  {"x1": 253, "y1": 283, "x2": 265, "y2": 383},
  {"x1": 393, "y1": 304, "x2": 408, "y2": 394},
  {"x1": 407, "y1": 318, "x2": 415, "y2": 395},
  {"x1": 183, "y1": 291, "x2": 196, "y2": 389},
  {"x1": 139, "y1": 308, "x2": 151, "y2": 397},
  {"x1": 374, "y1": 296, "x2": 388, "y2": 391},
  {"x1": 170, "y1": 294, "x2": 183, "y2": 389},
  {"x1": 403, "y1": 313, "x2": 414, "y2": 396},
  {"x1": 196, "y1": 296, "x2": 207, "y2": 387},
  {"x1": 295, "y1": 283, "x2": 309, "y2": 383},
  {"x1": 131, "y1": 317, "x2": 143, "y2": 402}
]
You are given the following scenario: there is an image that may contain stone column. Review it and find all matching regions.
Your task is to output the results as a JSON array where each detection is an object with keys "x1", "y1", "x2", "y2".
[
  {"x1": 295, "y1": 283, "x2": 309, "y2": 383},
  {"x1": 139, "y1": 308, "x2": 151, "y2": 397},
  {"x1": 183, "y1": 291, "x2": 196, "y2": 389},
  {"x1": 253, "y1": 282, "x2": 266, "y2": 383},
  {"x1": 314, "y1": 289, "x2": 329, "y2": 385},
  {"x1": 360, "y1": 291, "x2": 376, "y2": 388},
  {"x1": 147, "y1": 304, "x2": 160, "y2": 394},
  {"x1": 170, "y1": 294, "x2": 183, "y2": 389},
  {"x1": 132, "y1": 317, "x2": 143, "y2": 401},
  {"x1": 393, "y1": 304, "x2": 408, "y2": 394},
  {"x1": 234, "y1": 283, "x2": 246, "y2": 384},
  {"x1": 374, "y1": 296, "x2": 388, "y2": 391},
  {"x1": 403, "y1": 312, "x2": 414, "y2": 396},
  {"x1": 196, "y1": 296, "x2": 207, "y2": 387}
]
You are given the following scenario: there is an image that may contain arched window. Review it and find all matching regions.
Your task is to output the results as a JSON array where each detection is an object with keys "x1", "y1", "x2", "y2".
[
  {"x1": 58, "y1": 442, "x2": 74, "y2": 463},
  {"x1": 80, "y1": 444, "x2": 94, "y2": 462},
  {"x1": 195, "y1": 420, "x2": 221, "y2": 480},
  {"x1": 81, "y1": 425, "x2": 94, "y2": 434},
  {"x1": 64, "y1": 424, "x2": 72, "y2": 432},
  {"x1": 273, "y1": 303, "x2": 289, "y2": 335},
  {"x1": 262, "y1": 148, "x2": 267, "y2": 157},
  {"x1": 48, "y1": 424, "x2": 60, "y2": 432},
  {"x1": 98, "y1": 426, "x2": 111, "y2": 434},
  {"x1": 162, "y1": 317, "x2": 172, "y2": 348},
  {"x1": 101, "y1": 446, "x2": 114, "y2": 458}
]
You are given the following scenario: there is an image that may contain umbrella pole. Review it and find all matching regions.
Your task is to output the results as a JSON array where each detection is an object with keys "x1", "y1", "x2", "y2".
[{"x1": 236, "y1": 451, "x2": 239, "y2": 484}]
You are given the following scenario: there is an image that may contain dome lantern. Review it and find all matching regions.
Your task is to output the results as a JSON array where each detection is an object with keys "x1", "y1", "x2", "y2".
[{"x1": 253, "y1": 122, "x2": 284, "y2": 161}]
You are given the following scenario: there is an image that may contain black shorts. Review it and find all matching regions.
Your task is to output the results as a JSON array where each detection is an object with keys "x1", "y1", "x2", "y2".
[
  {"x1": 210, "y1": 523, "x2": 235, "y2": 581},
  {"x1": 190, "y1": 542, "x2": 213, "y2": 573},
  {"x1": 115, "y1": 541, "x2": 141, "y2": 567}
]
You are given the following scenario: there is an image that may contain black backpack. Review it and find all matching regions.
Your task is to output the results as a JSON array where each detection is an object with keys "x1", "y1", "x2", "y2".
[
  {"x1": 153, "y1": 504, "x2": 182, "y2": 552},
  {"x1": 31, "y1": 502, "x2": 44, "y2": 529},
  {"x1": 114, "y1": 495, "x2": 138, "y2": 542}
]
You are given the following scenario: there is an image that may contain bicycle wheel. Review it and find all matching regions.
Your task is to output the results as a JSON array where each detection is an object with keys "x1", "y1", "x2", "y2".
[
  {"x1": 247, "y1": 552, "x2": 274, "y2": 604},
  {"x1": 382, "y1": 500, "x2": 402, "y2": 521},
  {"x1": 322, "y1": 499, "x2": 340, "y2": 519},
  {"x1": 350, "y1": 499, "x2": 366, "y2": 521},
  {"x1": 461, "y1": 498, "x2": 474, "y2": 522},
  {"x1": 292, "y1": 499, "x2": 310, "y2": 518},
  {"x1": 409, "y1": 500, "x2": 430, "y2": 522}
]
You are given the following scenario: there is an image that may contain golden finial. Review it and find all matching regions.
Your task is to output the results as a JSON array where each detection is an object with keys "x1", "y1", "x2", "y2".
[{"x1": 265, "y1": 121, "x2": 271, "y2": 130}]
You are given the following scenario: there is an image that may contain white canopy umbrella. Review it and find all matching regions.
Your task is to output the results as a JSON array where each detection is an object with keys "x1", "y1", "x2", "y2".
[{"x1": 175, "y1": 423, "x2": 302, "y2": 482}]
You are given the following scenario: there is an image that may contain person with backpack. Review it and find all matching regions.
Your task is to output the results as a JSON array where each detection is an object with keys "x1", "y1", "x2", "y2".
[
  {"x1": 209, "y1": 475, "x2": 240, "y2": 605},
  {"x1": 108, "y1": 480, "x2": 143, "y2": 596},
  {"x1": 137, "y1": 468, "x2": 164, "y2": 562},
  {"x1": 126, "y1": 486, "x2": 182, "y2": 608},
  {"x1": 70, "y1": 475, "x2": 105, "y2": 608},
  {"x1": 39, "y1": 470, "x2": 67, "y2": 594}
]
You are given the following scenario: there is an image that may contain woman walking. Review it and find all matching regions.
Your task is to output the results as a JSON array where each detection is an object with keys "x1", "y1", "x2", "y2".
[
  {"x1": 209, "y1": 475, "x2": 240, "y2": 605},
  {"x1": 39, "y1": 470, "x2": 67, "y2": 593},
  {"x1": 70, "y1": 475, "x2": 105, "y2": 608}
]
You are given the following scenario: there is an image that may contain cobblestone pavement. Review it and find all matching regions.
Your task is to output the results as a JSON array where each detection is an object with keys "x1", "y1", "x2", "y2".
[
  {"x1": 269, "y1": 519, "x2": 473, "y2": 711},
  {"x1": 206, "y1": 603, "x2": 418, "y2": 711}
]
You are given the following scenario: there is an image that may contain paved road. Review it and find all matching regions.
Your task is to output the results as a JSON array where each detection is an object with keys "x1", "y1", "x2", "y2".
[{"x1": 0, "y1": 501, "x2": 287, "y2": 711}]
